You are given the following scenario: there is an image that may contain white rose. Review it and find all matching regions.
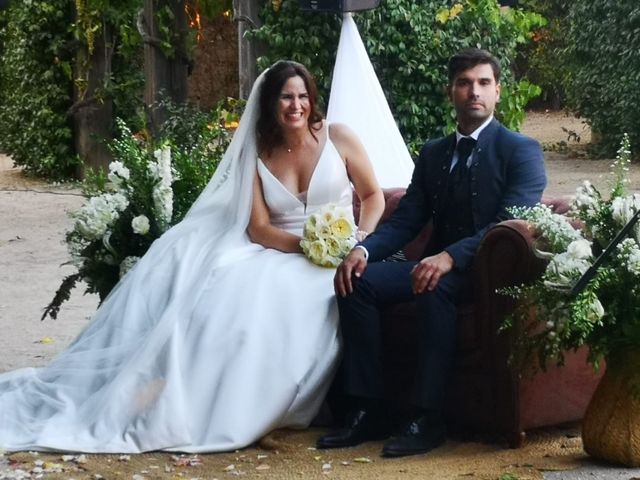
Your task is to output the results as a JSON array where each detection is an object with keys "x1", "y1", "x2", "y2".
[{"x1": 131, "y1": 215, "x2": 150, "y2": 235}]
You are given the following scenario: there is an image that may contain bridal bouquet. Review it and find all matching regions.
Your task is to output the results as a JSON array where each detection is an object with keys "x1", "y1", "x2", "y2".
[
  {"x1": 502, "y1": 134, "x2": 640, "y2": 369},
  {"x1": 300, "y1": 204, "x2": 357, "y2": 268}
]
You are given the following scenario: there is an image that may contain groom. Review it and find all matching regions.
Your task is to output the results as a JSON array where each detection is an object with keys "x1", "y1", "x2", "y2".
[{"x1": 318, "y1": 48, "x2": 546, "y2": 457}]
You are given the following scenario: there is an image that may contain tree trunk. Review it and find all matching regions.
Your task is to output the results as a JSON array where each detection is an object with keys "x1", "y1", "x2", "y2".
[
  {"x1": 72, "y1": 21, "x2": 114, "y2": 177},
  {"x1": 142, "y1": 0, "x2": 189, "y2": 138},
  {"x1": 234, "y1": 0, "x2": 263, "y2": 99}
]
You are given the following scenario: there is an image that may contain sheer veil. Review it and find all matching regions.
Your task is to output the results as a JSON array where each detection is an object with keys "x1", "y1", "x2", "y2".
[{"x1": 0, "y1": 72, "x2": 270, "y2": 452}]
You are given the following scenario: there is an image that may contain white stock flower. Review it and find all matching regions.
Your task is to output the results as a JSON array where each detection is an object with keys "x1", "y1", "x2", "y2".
[
  {"x1": 150, "y1": 146, "x2": 174, "y2": 230},
  {"x1": 131, "y1": 215, "x2": 150, "y2": 235},
  {"x1": 153, "y1": 184, "x2": 173, "y2": 230},
  {"x1": 151, "y1": 146, "x2": 173, "y2": 183},
  {"x1": 573, "y1": 180, "x2": 597, "y2": 208},
  {"x1": 611, "y1": 194, "x2": 640, "y2": 227}
]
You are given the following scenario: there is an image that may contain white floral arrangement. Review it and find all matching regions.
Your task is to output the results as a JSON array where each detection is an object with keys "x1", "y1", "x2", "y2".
[
  {"x1": 300, "y1": 204, "x2": 358, "y2": 268},
  {"x1": 44, "y1": 110, "x2": 238, "y2": 319},
  {"x1": 66, "y1": 145, "x2": 176, "y2": 282},
  {"x1": 503, "y1": 134, "x2": 640, "y2": 369}
]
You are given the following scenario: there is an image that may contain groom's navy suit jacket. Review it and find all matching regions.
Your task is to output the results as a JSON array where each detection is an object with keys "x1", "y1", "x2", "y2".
[{"x1": 363, "y1": 118, "x2": 546, "y2": 270}]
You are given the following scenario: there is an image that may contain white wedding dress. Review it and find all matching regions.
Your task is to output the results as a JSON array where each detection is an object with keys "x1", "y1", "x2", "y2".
[
  {"x1": 0, "y1": 132, "x2": 350, "y2": 453},
  {"x1": 0, "y1": 14, "x2": 413, "y2": 454}
]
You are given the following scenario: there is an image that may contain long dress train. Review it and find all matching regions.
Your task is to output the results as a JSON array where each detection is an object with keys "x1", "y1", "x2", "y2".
[{"x1": 0, "y1": 129, "x2": 351, "y2": 453}]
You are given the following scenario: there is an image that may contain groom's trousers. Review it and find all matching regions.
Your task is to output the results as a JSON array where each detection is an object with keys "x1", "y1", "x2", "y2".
[{"x1": 338, "y1": 260, "x2": 471, "y2": 411}]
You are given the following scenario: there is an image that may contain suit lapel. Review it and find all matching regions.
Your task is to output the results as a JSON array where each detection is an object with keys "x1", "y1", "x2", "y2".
[{"x1": 431, "y1": 134, "x2": 457, "y2": 219}]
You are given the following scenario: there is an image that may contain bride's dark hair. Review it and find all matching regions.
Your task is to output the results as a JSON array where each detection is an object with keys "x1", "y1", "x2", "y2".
[{"x1": 256, "y1": 61, "x2": 324, "y2": 157}]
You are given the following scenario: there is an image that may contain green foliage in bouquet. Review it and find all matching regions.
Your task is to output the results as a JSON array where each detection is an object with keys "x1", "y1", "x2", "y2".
[
  {"x1": 43, "y1": 98, "x2": 244, "y2": 320},
  {"x1": 502, "y1": 135, "x2": 640, "y2": 370}
]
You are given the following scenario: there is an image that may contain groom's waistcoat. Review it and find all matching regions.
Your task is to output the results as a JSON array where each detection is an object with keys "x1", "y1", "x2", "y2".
[{"x1": 363, "y1": 119, "x2": 546, "y2": 270}]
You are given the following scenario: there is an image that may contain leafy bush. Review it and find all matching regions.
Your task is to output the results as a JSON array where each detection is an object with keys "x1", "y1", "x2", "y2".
[
  {"x1": 252, "y1": 0, "x2": 544, "y2": 155},
  {"x1": 0, "y1": 0, "x2": 145, "y2": 179},
  {"x1": 43, "y1": 98, "x2": 243, "y2": 319},
  {"x1": 516, "y1": 0, "x2": 569, "y2": 110},
  {"x1": 562, "y1": 2, "x2": 640, "y2": 158},
  {"x1": 0, "y1": 1, "x2": 77, "y2": 178}
]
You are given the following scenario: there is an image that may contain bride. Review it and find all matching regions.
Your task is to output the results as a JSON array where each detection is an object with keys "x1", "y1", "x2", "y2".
[{"x1": 0, "y1": 60, "x2": 385, "y2": 453}]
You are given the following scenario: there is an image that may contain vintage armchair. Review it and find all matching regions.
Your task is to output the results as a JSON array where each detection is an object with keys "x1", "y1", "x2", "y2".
[{"x1": 354, "y1": 188, "x2": 602, "y2": 447}]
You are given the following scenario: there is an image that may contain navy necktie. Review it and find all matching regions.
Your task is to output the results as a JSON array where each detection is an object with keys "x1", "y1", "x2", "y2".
[{"x1": 451, "y1": 137, "x2": 476, "y2": 182}]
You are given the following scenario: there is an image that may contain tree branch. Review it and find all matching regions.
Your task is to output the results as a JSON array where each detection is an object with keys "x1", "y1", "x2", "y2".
[{"x1": 136, "y1": 8, "x2": 163, "y2": 49}]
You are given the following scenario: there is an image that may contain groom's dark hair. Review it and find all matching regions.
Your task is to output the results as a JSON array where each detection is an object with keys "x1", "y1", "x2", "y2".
[
  {"x1": 447, "y1": 48, "x2": 501, "y2": 84},
  {"x1": 256, "y1": 61, "x2": 324, "y2": 157}
]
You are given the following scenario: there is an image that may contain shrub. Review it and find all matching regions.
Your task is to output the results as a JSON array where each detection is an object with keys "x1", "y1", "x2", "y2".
[
  {"x1": 516, "y1": 0, "x2": 569, "y2": 110},
  {"x1": 562, "y1": 2, "x2": 640, "y2": 158},
  {"x1": 0, "y1": 1, "x2": 145, "y2": 179},
  {"x1": 0, "y1": 1, "x2": 78, "y2": 178}
]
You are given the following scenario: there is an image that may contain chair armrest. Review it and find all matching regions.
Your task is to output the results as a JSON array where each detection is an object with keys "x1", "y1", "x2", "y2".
[{"x1": 471, "y1": 219, "x2": 548, "y2": 357}]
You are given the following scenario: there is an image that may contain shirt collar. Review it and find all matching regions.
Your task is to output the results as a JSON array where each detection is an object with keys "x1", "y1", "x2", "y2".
[{"x1": 455, "y1": 115, "x2": 493, "y2": 143}]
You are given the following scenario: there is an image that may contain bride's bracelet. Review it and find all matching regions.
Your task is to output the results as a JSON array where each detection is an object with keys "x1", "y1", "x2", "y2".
[{"x1": 356, "y1": 230, "x2": 369, "y2": 242}]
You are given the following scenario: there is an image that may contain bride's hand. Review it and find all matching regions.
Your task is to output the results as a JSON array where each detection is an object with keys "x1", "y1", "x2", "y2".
[
  {"x1": 334, "y1": 248, "x2": 368, "y2": 297},
  {"x1": 355, "y1": 229, "x2": 369, "y2": 242}
]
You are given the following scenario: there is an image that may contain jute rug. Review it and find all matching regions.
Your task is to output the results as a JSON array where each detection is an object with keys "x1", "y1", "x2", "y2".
[{"x1": 1, "y1": 423, "x2": 597, "y2": 480}]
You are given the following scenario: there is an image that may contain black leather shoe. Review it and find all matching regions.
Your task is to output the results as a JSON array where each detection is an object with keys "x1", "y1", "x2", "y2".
[
  {"x1": 381, "y1": 416, "x2": 446, "y2": 457},
  {"x1": 316, "y1": 409, "x2": 390, "y2": 449}
]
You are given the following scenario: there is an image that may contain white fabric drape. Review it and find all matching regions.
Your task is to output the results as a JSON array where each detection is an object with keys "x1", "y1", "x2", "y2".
[{"x1": 328, "y1": 13, "x2": 414, "y2": 188}]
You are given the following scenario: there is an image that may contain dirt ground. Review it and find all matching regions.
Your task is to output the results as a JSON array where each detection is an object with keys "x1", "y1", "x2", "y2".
[{"x1": 1, "y1": 111, "x2": 640, "y2": 479}]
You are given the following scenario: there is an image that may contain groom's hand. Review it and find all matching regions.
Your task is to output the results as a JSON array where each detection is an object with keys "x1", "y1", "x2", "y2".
[
  {"x1": 334, "y1": 248, "x2": 368, "y2": 297},
  {"x1": 410, "y1": 251, "x2": 454, "y2": 294}
]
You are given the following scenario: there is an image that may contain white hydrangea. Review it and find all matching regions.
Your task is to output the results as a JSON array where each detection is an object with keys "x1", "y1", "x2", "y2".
[
  {"x1": 73, "y1": 192, "x2": 129, "y2": 241},
  {"x1": 131, "y1": 215, "x2": 150, "y2": 235}
]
